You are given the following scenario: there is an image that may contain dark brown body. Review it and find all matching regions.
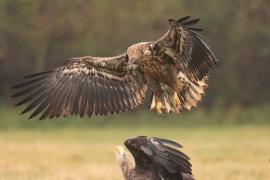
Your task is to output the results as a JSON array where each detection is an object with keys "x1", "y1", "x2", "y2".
[
  {"x1": 140, "y1": 57, "x2": 178, "y2": 88},
  {"x1": 135, "y1": 53, "x2": 182, "y2": 107},
  {"x1": 128, "y1": 167, "x2": 188, "y2": 180},
  {"x1": 120, "y1": 136, "x2": 194, "y2": 180}
]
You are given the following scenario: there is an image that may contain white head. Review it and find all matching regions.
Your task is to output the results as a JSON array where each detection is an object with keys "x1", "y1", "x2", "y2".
[
  {"x1": 126, "y1": 42, "x2": 152, "y2": 64},
  {"x1": 114, "y1": 145, "x2": 134, "y2": 180},
  {"x1": 114, "y1": 146, "x2": 130, "y2": 166}
]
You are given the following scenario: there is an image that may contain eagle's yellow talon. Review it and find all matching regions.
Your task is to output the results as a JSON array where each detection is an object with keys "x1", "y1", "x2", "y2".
[
  {"x1": 156, "y1": 101, "x2": 163, "y2": 114},
  {"x1": 173, "y1": 92, "x2": 180, "y2": 107},
  {"x1": 156, "y1": 101, "x2": 168, "y2": 115}
]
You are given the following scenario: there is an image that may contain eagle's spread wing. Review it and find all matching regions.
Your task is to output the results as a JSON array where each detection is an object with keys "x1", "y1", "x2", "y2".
[
  {"x1": 125, "y1": 136, "x2": 193, "y2": 180},
  {"x1": 152, "y1": 16, "x2": 218, "y2": 81},
  {"x1": 12, "y1": 55, "x2": 147, "y2": 119}
]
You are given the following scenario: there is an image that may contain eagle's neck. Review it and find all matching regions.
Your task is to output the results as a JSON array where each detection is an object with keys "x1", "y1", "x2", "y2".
[{"x1": 118, "y1": 153, "x2": 135, "y2": 180}]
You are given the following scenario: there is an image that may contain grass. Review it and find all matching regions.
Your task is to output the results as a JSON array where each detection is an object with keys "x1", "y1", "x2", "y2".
[
  {"x1": 0, "y1": 126, "x2": 269, "y2": 180},
  {"x1": 1, "y1": 104, "x2": 270, "y2": 129}
]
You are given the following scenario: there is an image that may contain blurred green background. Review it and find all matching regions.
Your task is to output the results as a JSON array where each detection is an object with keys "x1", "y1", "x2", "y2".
[{"x1": 0, "y1": 0, "x2": 269, "y2": 180}]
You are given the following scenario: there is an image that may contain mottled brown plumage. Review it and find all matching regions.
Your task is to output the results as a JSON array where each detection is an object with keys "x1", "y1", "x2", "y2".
[
  {"x1": 115, "y1": 136, "x2": 194, "y2": 180},
  {"x1": 12, "y1": 16, "x2": 217, "y2": 119}
]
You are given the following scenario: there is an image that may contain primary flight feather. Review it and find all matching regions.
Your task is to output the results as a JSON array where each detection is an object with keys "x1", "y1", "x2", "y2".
[{"x1": 12, "y1": 16, "x2": 218, "y2": 119}]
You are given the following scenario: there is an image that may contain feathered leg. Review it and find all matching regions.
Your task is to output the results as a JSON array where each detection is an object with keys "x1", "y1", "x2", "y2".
[
  {"x1": 162, "y1": 85, "x2": 183, "y2": 114},
  {"x1": 149, "y1": 80, "x2": 167, "y2": 114}
]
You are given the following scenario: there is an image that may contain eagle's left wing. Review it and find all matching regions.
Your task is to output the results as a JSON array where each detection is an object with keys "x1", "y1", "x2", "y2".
[
  {"x1": 12, "y1": 55, "x2": 148, "y2": 120},
  {"x1": 152, "y1": 16, "x2": 218, "y2": 81}
]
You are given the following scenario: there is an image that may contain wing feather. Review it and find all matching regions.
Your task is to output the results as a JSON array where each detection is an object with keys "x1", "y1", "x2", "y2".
[
  {"x1": 15, "y1": 87, "x2": 44, "y2": 106},
  {"x1": 153, "y1": 16, "x2": 218, "y2": 81},
  {"x1": 41, "y1": 77, "x2": 66, "y2": 119},
  {"x1": 79, "y1": 79, "x2": 88, "y2": 117},
  {"x1": 12, "y1": 55, "x2": 147, "y2": 119},
  {"x1": 103, "y1": 79, "x2": 113, "y2": 114},
  {"x1": 176, "y1": 16, "x2": 191, "y2": 24},
  {"x1": 182, "y1": 18, "x2": 200, "y2": 26},
  {"x1": 21, "y1": 91, "x2": 46, "y2": 114},
  {"x1": 86, "y1": 77, "x2": 94, "y2": 117},
  {"x1": 149, "y1": 137, "x2": 192, "y2": 174}
]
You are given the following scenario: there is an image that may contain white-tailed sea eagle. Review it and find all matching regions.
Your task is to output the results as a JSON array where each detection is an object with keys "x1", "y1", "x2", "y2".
[{"x1": 12, "y1": 16, "x2": 218, "y2": 119}]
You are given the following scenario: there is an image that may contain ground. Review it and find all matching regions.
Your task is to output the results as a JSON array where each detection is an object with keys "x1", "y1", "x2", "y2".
[{"x1": 0, "y1": 125, "x2": 269, "y2": 180}]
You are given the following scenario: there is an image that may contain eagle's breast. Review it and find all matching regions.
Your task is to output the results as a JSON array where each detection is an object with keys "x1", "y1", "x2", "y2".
[{"x1": 139, "y1": 56, "x2": 178, "y2": 88}]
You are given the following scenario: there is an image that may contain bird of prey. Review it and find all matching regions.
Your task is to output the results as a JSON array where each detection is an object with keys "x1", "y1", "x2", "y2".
[
  {"x1": 12, "y1": 16, "x2": 217, "y2": 120},
  {"x1": 115, "y1": 136, "x2": 194, "y2": 180}
]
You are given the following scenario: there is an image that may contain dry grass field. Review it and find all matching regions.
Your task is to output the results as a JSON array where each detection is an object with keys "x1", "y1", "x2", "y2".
[{"x1": 0, "y1": 125, "x2": 269, "y2": 180}]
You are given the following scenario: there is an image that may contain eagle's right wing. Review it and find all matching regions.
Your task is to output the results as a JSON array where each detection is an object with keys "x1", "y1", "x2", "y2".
[
  {"x1": 12, "y1": 54, "x2": 147, "y2": 120},
  {"x1": 150, "y1": 16, "x2": 218, "y2": 112},
  {"x1": 152, "y1": 16, "x2": 218, "y2": 82}
]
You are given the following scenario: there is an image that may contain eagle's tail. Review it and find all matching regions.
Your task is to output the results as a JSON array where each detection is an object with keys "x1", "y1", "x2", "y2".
[{"x1": 150, "y1": 73, "x2": 208, "y2": 114}]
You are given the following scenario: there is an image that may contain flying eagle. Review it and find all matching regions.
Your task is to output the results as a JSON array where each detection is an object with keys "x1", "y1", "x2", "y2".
[
  {"x1": 12, "y1": 16, "x2": 217, "y2": 119},
  {"x1": 115, "y1": 136, "x2": 194, "y2": 180}
]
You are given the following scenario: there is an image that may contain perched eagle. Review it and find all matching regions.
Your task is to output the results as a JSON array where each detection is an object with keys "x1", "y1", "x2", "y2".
[
  {"x1": 115, "y1": 136, "x2": 194, "y2": 180},
  {"x1": 12, "y1": 16, "x2": 217, "y2": 119}
]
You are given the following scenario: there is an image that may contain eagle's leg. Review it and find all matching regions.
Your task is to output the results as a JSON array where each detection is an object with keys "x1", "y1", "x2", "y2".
[
  {"x1": 172, "y1": 91, "x2": 183, "y2": 114},
  {"x1": 171, "y1": 91, "x2": 181, "y2": 111},
  {"x1": 169, "y1": 80, "x2": 184, "y2": 114},
  {"x1": 161, "y1": 84, "x2": 182, "y2": 114},
  {"x1": 150, "y1": 96, "x2": 167, "y2": 115},
  {"x1": 149, "y1": 80, "x2": 168, "y2": 114}
]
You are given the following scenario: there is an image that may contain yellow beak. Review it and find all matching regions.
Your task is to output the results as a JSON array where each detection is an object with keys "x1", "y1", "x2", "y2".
[{"x1": 114, "y1": 145, "x2": 125, "y2": 154}]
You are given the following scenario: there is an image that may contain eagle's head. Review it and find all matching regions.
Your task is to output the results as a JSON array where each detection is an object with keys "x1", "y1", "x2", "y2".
[
  {"x1": 114, "y1": 146, "x2": 131, "y2": 166},
  {"x1": 126, "y1": 42, "x2": 152, "y2": 69},
  {"x1": 124, "y1": 136, "x2": 151, "y2": 159},
  {"x1": 114, "y1": 146, "x2": 128, "y2": 165}
]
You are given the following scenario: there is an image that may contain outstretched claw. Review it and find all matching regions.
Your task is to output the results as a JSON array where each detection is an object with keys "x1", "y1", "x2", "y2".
[
  {"x1": 150, "y1": 96, "x2": 169, "y2": 115},
  {"x1": 156, "y1": 101, "x2": 167, "y2": 115},
  {"x1": 172, "y1": 92, "x2": 181, "y2": 109}
]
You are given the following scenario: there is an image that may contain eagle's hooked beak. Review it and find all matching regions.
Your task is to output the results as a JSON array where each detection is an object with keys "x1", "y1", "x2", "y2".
[
  {"x1": 127, "y1": 59, "x2": 138, "y2": 71},
  {"x1": 114, "y1": 145, "x2": 125, "y2": 155}
]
